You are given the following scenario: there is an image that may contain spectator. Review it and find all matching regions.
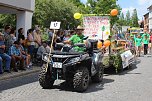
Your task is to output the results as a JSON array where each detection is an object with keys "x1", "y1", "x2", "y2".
[
  {"x1": 8, "y1": 41, "x2": 25, "y2": 72},
  {"x1": 48, "y1": 29, "x2": 53, "y2": 42},
  {"x1": 149, "y1": 31, "x2": 152, "y2": 54},
  {"x1": 27, "y1": 29, "x2": 35, "y2": 62},
  {"x1": 10, "y1": 28, "x2": 17, "y2": 44},
  {"x1": 63, "y1": 33, "x2": 71, "y2": 41},
  {"x1": 34, "y1": 27, "x2": 42, "y2": 47},
  {"x1": 37, "y1": 41, "x2": 48, "y2": 60},
  {"x1": 18, "y1": 38, "x2": 32, "y2": 68},
  {"x1": 33, "y1": 27, "x2": 42, "y2": 61},
  {"x1": 3, "y1": 25, "x2": 12, "y2": 52},
  {"x1": 60, "y1": 31, "x2": 65, "y2": 41},
  {"x1": 18, "y1": 28, "x2": 25, "y2": 40},
  {"x1": 142, "y1": 30, "x2": 150, "y2": 55},
  {"x1": 70, "y1": 30, "x2": 75, "y2": 35},
  {"x1": 0, "y1": 32, "x2": 11, "y2": 74}
]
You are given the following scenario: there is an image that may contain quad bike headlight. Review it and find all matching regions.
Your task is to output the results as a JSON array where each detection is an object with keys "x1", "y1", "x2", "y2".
[{"x1": 69, "y1": 57, "x2": 80, "y2": 63}]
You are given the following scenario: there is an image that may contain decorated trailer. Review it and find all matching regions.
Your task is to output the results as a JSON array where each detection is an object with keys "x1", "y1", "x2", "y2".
[{"x1": 77, "y1": 14, "x2": 135, "y2": 73}]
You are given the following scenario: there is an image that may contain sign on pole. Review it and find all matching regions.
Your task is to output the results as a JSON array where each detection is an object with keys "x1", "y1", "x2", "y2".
[
  {"x1": 83, "y1": 16, "x2": 110, "y2": 40},
  {"x1": 50, "y1": 21, "x2": 61, "y2": 29}
]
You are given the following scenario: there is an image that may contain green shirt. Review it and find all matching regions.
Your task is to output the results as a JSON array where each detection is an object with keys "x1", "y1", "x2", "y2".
[
  {"x1": 142, "y1": 33, "x2": 150, "y2": 44},
  {"x1": 69, "y1": 34, "x2": 84, "y2": 44},
  {"x1": 69, "y1": 34, "x2": 85, "y2": 52},
  {"x1": 134, "y1": 35, "x2": 142, "y2": 46}
]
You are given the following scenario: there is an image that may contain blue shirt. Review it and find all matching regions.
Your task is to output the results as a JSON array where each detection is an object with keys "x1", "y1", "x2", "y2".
[
  {"x1": 0, "y1": 41, "x2": 5, "y2": 54},
  {"x1": 8, "y1": 45, "x2": 21, "y2": 56}
]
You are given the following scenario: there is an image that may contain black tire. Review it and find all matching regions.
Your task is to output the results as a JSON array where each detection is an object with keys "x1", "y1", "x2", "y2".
[
  {"x1": 73, "y1": 67, "x2": 90, "y2": 92},
  {"x1": 91, "y1": 66, "x2": 104, "y2": 83},
  {"x1": 38, "y1": 64, "x2": 54, "y2": 89}
]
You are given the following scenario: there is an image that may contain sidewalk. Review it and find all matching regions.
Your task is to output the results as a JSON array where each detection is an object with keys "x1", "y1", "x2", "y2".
[{"x1": 0, "y1": 66, "x2": 41, "y2": 81}]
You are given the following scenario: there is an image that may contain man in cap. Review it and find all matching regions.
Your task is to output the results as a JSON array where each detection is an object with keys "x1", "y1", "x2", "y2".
[{"x1": 64, "y1": 26, "x2": 86, "y2": 52}]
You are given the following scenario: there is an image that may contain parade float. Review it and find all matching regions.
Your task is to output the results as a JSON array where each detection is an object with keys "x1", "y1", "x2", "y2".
[{"x1": 74, "y1": 9, "x2": 135, "y2": 73}]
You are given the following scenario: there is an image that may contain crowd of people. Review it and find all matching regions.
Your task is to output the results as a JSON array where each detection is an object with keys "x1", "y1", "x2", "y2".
[
  {"x1": 1, "y1": 24, "x2": 152, "y2": 74},
  {"x1": 0, "y1": 25, "x2": 76, "y2": 74},
  {"x1": 119, "y1": 30, "x2": 152, "y2": 57}
]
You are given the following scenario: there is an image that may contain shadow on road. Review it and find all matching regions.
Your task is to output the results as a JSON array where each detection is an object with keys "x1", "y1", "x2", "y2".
[
  {"x1": 52, "y1": 78, "x2": 114, "y2": 93},
  {"x1": 0, "y1": 73, "x2": 38, "y2": 93}
]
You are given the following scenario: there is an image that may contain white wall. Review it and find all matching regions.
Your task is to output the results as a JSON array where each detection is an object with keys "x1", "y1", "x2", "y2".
[
  {"x1": 0, "y1": 0, "x2": 35, "y2": 11},
  {"x1": 16, "y1": 11, "x2": 33, "y2": 38}
]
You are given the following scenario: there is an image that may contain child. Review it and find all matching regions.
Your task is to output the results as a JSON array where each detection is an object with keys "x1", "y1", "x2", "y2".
[
  {"x1": 130, "y1": 35, "x2": 136, "y2": 55},
  {"x1": 134, "y1": 34, "x2": 142, "y2": 57},
  {"x1": 18, "y1": 38, "x2": 32, "y2": 68}
]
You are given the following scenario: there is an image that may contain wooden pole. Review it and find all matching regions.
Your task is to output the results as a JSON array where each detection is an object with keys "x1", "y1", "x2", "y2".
[{"x1": 46, "y1": 29, "x2": 56, "y2": 72}]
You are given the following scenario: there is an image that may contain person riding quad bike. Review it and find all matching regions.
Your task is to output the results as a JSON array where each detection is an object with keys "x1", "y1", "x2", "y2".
[
  {"x1": 64, "y1": 25, "x2": 87, "y2": 52},
  {"x1": 38, "y1": 26, "x2": 104, "y2": 92}
]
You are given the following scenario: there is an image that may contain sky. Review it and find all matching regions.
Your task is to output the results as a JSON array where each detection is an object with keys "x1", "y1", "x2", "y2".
[{"x1": 81, "y1": 0, "x2": 152, "y2": 20}]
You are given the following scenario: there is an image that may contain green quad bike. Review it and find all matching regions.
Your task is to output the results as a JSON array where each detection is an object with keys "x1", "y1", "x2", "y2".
[{"x1": 38, "y1": 40, "x2": 104, "y2": 92}]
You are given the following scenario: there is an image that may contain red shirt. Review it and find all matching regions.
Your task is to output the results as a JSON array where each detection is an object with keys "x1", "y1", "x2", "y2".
[{"x1": 150, "y1": 35, "x2": 152, "y2": 41}]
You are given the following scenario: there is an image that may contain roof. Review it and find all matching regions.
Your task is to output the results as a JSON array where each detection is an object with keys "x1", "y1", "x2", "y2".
[
  {"x1": 148, "y1": 5, "x2": 152, "y2": 10},
  {"x1": 144, "y1": 12, "x2": 149, "y2": 17}
]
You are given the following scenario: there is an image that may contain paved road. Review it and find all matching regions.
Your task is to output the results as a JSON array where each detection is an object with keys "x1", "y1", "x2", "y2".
[{"x1": 0, "y1": 56, "x2": 152, "y2": 101}]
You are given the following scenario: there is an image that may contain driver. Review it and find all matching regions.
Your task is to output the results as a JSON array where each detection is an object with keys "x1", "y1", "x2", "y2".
[{"x1": 64, "y1": 26, "x2": 86, "y2": 52}]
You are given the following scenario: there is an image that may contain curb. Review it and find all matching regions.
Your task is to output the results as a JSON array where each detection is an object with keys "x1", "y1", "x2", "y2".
[{"x1": 0, "y1": 67, "x2": 41, "y2": 81}]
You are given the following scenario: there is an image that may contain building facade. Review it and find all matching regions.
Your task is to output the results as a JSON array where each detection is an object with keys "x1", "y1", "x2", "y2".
[
  {"x1": 0, "y1": 0, "x2": 35, "y2": 37},
  {"x1": 148, "y1": 5, "x2": 152, "y2": 31},
  {"x1": 144, "y1": 13, "x2": 149, "y2": 31}
]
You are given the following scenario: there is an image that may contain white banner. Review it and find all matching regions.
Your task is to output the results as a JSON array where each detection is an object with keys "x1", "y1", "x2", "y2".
[
  {"x1": 83, "y1": 16, "x2": 110, "y2": 40},
  {"x1": 120, "y1": 50, "x2": 135, "y2": 69}
]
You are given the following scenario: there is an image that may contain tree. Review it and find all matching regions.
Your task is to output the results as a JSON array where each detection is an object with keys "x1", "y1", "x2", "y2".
[
  {"x1": 117, "y1": 12, "x2": 126, "y2": 26},
  {"x1": 86, "y1": 0, "x2": 121, "y2": 26},
  {"x1": 32, "y1": 0, "x2": 81, "y2": 29},
  {"x1": 131, "y1": 9, "x2": 139, "y2": 27},
  {"x1": 126, "y1": 10, "x2": 131, "y2": 25},
  {"x1": 0, "y1": 14, "x2": 16, "y2": 28},
  {"x1": 120, "y1": 12, "x2": 125, "y2": 20}
]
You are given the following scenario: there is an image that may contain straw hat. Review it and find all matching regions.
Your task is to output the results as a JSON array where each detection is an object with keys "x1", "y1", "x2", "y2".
[{"x1": 76, "y1": 25, "x2": 84, "y2": 30}]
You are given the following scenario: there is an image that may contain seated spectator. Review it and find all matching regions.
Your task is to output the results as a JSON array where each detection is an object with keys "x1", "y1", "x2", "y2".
[
  {"x1": 63, "y1": 33, "x2": 71, "y2": 41},
  {"x1": 18, "y1": 38, "x2": 32, "y2": 68},
  {"x1": 8, "y1": 41, "x2": 25, "y2": 72},
  {"x1": 0, "y1": 32, "x2": 11, "y2": 74},
  {"x1": 37, "y1": 41, "x2": 48, "y2": 60},
  {"x1": 10, "y1": 28, "x2": 17, "y2": 44},
  {"x1": 18, "y1": 28, "x2": 25, "y2": 40},
  {"x1": 3, "y1": 25, "x2": 12, "y2": 52}
]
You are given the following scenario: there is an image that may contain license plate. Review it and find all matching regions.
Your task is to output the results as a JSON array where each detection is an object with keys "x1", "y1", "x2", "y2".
[{"x1": 53, "y1": 62, "x2": 62, "y2": 68}]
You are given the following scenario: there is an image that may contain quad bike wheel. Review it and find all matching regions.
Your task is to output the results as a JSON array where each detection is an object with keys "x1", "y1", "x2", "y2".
[
  {"x1": 38, "y1": 64, "x2": 54, "y2": 89},
  {"x1": 91, "y1": 65, "x2": 104, "y2": 83},
  {"x1": 73, "y1": 67, "x2": 90, "y2": 92}
]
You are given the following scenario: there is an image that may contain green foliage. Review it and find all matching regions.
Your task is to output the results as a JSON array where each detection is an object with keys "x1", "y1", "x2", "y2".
[
  {"x1": 32, "y1": 0, "x2": 81, "y2": 29},
  {"x1": 0, "y1": 14, "x2": 16, "y2": 28},
  {"x1": 112, "y1": 54, "x2": 122, "y2": 73},
  {"x1": 86, "y1": 0, "x2": 121, "y2": 26},
  {"x1": 117, "y1": 9, "x2": 139, "y2": 27},
  {"x1": 126, "y1": 10, "x2": 131, "y2": 25},
  {"x1": 131, "y1": 9, "x2": 139, "y2": 27},
  {"x1": 102, "y1": 49, "x2": 125, "y2": 73}
]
